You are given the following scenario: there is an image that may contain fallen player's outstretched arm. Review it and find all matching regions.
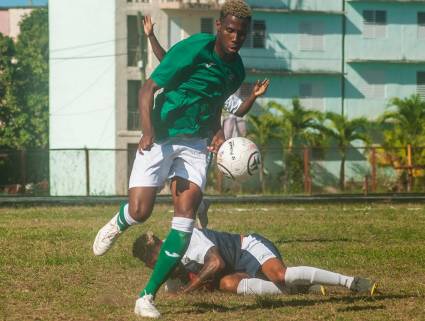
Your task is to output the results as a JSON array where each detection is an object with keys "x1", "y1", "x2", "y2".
[{"x1": 182, "y1": 247, "x2": 225, "y2": 293}]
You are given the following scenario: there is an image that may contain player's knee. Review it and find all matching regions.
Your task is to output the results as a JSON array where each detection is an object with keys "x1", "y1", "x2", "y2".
[
  {"x1": 265, "y1": 266, "x2": 286, "y2": 284},
  {"x1": 219, "y1": 276, "x2": 239, "y2": 293},
  {"x1": 128, "y1": 201, "x2": 151, "y2": 222}
]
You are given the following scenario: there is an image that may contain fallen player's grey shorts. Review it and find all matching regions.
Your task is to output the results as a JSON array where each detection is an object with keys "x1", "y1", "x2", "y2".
[{"x1": 235, "y1": 233, "x2": 282, "y2": 277}]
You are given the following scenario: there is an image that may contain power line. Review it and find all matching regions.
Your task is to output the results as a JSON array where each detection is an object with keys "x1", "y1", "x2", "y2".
[
  {"x1": 50, "y1": 106, "x2": 114, "y2": 117},
  {"x1": 50, "y1": 63, "x2": 114, "y2": 114},
  {"x1": 50, "y1": 37, "x2": 127, "y2": 53},
  {"x1": 50, "y1": 53, "x2": 127, "y2": 60}
]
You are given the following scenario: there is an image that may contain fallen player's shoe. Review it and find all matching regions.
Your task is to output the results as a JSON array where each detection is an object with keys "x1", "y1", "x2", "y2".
[{"x1": 350, "y1": 277, "x2": 378, "y2": 295}]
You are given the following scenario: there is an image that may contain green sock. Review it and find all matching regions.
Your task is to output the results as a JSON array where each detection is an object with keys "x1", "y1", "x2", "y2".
[
  {"x1": 116, "y1": 203, "x2": 130, "y2": 231},
  {"x1": 140, "y1": 228, "x2": 192, "y2": 297}
]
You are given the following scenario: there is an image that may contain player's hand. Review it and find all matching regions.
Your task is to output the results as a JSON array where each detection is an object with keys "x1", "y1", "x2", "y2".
[
  {"x1": 252, "y1": 78, "x2": 270, "y2": 97},
  {"x1": 138, "y1": 132, "x2": 155, "y2": 154},
  {"x1": 143, "y1": 15, "x2": 155, "y2": 37},
  {"x1": 208, "y1": 129, "x2": 225, "y2": 153}
]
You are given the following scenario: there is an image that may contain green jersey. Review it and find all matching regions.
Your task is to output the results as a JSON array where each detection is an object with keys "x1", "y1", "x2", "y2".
[{"x1": 150, "y1": 33, "x2": 245, "y2": 139}]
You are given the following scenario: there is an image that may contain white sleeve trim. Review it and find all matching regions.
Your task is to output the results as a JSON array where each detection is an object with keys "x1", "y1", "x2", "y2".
[
  {"x1": 181, "y1": 228, "x2": 214, "y2": 265},
  {"x1": 223, "y1": 94, "x2": 243, "y2": 114}
]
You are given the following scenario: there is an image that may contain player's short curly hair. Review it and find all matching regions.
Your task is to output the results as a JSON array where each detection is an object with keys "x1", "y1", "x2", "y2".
[
  {"x1": 132, "y1": 231, "x2": 158, "y2": 264},
  {"x1": 220, "y1": 0, "x2": 252, "y2": 21}
]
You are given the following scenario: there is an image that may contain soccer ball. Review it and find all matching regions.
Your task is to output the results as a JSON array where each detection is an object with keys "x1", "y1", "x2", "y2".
[{"x1": 216, "y1": 137, "x2": 261, "y2": 181}]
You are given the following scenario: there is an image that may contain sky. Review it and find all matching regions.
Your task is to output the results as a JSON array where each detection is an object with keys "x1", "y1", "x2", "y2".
[{"x1": 0, "y1": 0, "x2": 47, "y2": 7}]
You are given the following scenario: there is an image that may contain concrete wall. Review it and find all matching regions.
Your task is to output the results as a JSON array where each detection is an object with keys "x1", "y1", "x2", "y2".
[
  {"x1": 241, "y1": 12, "x2": 342, "y2": 72},
  {"x1": 0, "y1": 8, "x2": 33, "y2": 40},
  {"x1": 345, "y1": 62, "x2": 425, "y2": 119},
  {"x1": 344, "y1": 1, "x2": 425, "y2": 120},
  {"x1": 347, "y1": 2, "x2": 425, "y2": 61},
  {"x1": 49, "y1": 0, "x2": 117, "y2": 195},
  {"x1": 0, "y1": 10, "x2": 10, "y2": 36}
]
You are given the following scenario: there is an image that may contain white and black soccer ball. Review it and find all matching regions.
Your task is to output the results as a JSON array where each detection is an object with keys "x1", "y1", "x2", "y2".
[{"x1": 216, "y1": 137, "x2": 261, "y2": 181}]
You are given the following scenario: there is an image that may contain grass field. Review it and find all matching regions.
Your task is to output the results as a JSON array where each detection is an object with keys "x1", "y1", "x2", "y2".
[{"x1": 1, "y1": 203, "x2": 425, "y2": 321}]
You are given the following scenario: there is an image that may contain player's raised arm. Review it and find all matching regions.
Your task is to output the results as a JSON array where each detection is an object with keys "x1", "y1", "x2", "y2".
[
  {"x1": 182, "y1": 247, "x2": 225, "y2": 294},
  {"x1": 233, "y1": 78, "x2": 270, "y2": 117},
  {"x1": 143, "y1": 15, "x2": 166, "y2": 61}
]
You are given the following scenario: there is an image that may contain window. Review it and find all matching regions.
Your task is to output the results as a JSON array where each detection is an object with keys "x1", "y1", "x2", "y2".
[
  {"x1": 201, "y1": 17, "x2": 214, "y2": 34},
  {"x1": 127, "y1": 80, "x2": 141, "y2": 130},
  {"x1": 299, "y1": 83, "x2": 324, "y2": 111},
  {"x1": 363, "y1": 10, "x2": 386, "y2": 38},
  {"x1": 363, "y1": 70, "x2": 385, "y2": 99},
  {"x1": 417, "y1": 72, "x2": 425, "y2": 100},
  {"x1": 127, "y1": 16, "x2": 138, "y2": 66},
  {"x1": 252, "y1": 20, "x2": 266, "y2": 48},
  {"x1": 299, "y1": 22, "x2": 324, "y2": 51},
  {"x1": 127, "y1": 16, "x2": 147, "y2": 67},
  {"x1": 243, "y1": 20, "x2": 266, "y2": 48},
  {"x1": 418, "y1": 12, "x2": 425, "y2": 39}
]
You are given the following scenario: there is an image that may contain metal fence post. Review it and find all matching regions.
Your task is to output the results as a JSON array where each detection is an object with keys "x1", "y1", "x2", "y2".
[
  {"x1": 304, "y1": 147, "x2": 311, "y2": 195},
  {"x1": 371, "y1": 147, "x2": 377, "y2": 192},
  {"x1": 85, "y1": 148, "x2": 90, "y2": 196},
  {"x1": 20, "y1": 149, "x2": 27, "y2": 189}
]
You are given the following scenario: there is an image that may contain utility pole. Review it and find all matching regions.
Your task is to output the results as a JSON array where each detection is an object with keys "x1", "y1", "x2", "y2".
[{"x1": 136, "y1": 12, "x2": 146, "y2": 83}]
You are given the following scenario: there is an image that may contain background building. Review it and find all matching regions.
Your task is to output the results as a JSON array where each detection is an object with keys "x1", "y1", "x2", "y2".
[
  {"x1": 49, "y1": 0, "x2": 425, "y2": 195},
  {"x1": 0, "y1": 1, "x2": 45, "y2": 40}
]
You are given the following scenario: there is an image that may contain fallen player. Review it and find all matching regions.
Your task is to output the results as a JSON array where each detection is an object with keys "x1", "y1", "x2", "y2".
[{"x1": 132, "y1": 228, "x2": 378, "y2": 296}]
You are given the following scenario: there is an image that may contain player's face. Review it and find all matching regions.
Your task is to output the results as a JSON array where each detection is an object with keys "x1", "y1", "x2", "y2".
[{"x1": 216, "y1": 15, "x2": 249, "y2": 56}]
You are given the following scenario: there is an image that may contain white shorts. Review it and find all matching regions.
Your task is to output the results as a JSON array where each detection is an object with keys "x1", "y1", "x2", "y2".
[
  {"x1": 129, "y1": 137, "x2": 209, "y2": 191},
  {"x1": 241, "y1": 234, "x2": 278, "y2": 265}
]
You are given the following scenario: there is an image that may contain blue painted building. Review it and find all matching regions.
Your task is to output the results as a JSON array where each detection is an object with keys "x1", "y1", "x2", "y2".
[{"x1": 49, "y1": 0, "x2": 425, "y2": 195}]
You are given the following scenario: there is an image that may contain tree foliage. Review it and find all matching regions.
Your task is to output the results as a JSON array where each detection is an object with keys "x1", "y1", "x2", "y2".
[
  {"x1": 0, "y1": 8, "x2": 48, "y2": 149},
  {"x1": 266, "y1": 99, "x2": 323, "y2": 192},
  {"x1": 247, "y1": 108, "x2": 278, "y2": 192},
  {"x1": 321, "y1": 112, "x2": 371, "y2": 190}
]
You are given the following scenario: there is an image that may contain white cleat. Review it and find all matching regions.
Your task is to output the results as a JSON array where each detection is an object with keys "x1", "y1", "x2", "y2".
[
  {"x1": 134, "y1": 294, "x2": 161, "y2": 319},
  {"x1": 93, "y1": 214, "x2": 122, "y2": 256}
]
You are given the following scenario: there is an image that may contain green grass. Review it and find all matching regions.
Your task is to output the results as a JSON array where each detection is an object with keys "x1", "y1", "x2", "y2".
[{"x1": 1, "y1": 203, "x2": 425, "y2": 321}]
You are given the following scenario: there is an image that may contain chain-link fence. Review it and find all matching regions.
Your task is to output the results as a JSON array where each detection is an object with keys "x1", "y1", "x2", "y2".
[{"x1": 1, "y1": 145, "x2": 424, "y2": 196}]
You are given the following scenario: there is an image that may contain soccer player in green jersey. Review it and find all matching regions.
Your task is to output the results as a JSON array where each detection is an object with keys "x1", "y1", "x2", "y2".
[
  {"x1": 142, "y1": 14, "x2": 270, "y2": 228},
  {"x1": 93, "y1": 0, "x2": 253, "y2": 318}
]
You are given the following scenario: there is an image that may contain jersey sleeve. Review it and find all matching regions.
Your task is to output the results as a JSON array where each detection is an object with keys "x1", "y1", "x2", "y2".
[
  {"x1": 150, "y1": 38, "x2": 197, "y2": 89},
  {"x1": 223, "y1": 94, "x2": 243, "y2": 114},
  {"x1": 182, "y1": 228, "x2": 215, "y2": 264}
]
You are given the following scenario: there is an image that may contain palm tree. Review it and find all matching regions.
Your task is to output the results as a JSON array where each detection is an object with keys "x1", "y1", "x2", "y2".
[
  {"x1": 321, "y1": 112, "x2": 371, "y2": 191},
  {"x1": 247, "y1": 109, "x2": 278, "y2": 193},
  {"x1": 268, "y1": 98, "x2": 323, "y2": 192},
  {"x1": 380, "y1": 94, "x2": 425, "y2": 150},
  {"x1": 379, "y1": 94, "x2": 425, "y2": 190}
]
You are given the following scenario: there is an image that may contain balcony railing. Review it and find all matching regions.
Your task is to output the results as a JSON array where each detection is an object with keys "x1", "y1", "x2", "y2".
[{"x1": 160, "y1": 0, "x2": 225, "y2": 10}]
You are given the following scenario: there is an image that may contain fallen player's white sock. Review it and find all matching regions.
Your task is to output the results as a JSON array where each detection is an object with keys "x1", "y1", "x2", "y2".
[
  {"x1": 237, "y1": 278, "x2": 282, "y2": 295},
  {"x1": 284, "y1": 266, "x2": 354, "y2": 288}
]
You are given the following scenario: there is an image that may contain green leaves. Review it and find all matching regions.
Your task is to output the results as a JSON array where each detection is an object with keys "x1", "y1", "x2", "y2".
[{"x1": 0, "y1": 9, "x2": 48, "y2": 149}]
